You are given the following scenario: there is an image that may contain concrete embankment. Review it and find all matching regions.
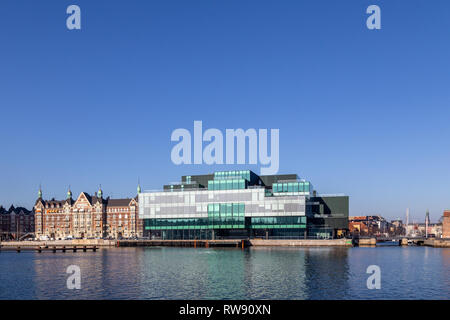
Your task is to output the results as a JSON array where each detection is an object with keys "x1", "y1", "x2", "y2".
[
  {"x1": 358, "y1": 238, "x2": 377, "y2": 246},
  {"x1": 1, "y1": 239, "x2": 352, "y2": 248},
  {"x1": 424, "y1": 239, "x2": 450, "y2": 248},
  {"x1": 249, "y1": 239, "x2": 352, "y2": 247}
]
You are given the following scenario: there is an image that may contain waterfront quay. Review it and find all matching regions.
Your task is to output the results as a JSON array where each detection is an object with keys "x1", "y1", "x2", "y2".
[
  {"x1": 356, "y1": 237, "x2": 450, "y2": 247},
  {"x1": 2, "y1": 237, "x2": 450, "y2": 249},
  {"x1": 0, "y1": 238, "x2": 352, "y2": 249},
  {"x1": 0, "y1": 238, "x2": 353, "y2": 250},
  {"x1": 117, "y1": 239, "x2": 248, "y2": 248}
]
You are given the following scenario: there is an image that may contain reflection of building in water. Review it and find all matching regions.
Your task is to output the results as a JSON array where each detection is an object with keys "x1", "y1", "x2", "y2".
[
  {"x1": 303, "y1": 248, "x2": 350, "y2": 299},
  {"x1": 241, "y1": 247, "x2": 309, "y2": 299}
]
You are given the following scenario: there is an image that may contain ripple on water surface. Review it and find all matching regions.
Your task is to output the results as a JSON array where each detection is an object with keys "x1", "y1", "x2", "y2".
[{"x1": 0, "y1": 246, "x2": 448, "y2": 299}]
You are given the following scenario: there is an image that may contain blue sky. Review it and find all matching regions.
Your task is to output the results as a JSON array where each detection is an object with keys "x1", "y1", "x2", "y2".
[{"x1": 0, "y1": 0, "x2": 449, "y2": 222}]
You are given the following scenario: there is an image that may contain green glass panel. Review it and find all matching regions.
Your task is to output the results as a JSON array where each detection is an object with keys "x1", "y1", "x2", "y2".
[{"x1": 304, "y1": 182, "x2": 310, "y2": 192}]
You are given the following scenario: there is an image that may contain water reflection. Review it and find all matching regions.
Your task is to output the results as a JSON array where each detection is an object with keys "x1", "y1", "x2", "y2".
[
  {"x1": 303, "y1": 247, "x2": 350, "y2": 299},
  {"x1": 0, "y1": 247, "x2": 448, "y2": 299}
]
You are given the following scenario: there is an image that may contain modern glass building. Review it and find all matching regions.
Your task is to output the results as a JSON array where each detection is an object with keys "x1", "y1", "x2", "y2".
[{"x1": 138, "y1": 170, "x2": 348, "y2": 240}]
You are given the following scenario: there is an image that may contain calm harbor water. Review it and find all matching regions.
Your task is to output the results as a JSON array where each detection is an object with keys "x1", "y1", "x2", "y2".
[{"x1": 0, "y1": 246, "x2": 449, "y2": 300}]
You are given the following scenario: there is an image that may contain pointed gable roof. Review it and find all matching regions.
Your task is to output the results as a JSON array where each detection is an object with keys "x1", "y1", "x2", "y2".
[
  {"x1": 74, "y1": 192, "x2": 105, "y2": 207},
  {"x1": 35, "y1": 198, "x2": 44, "y2": 207},
  {"x1": 75, "y1": 192, "x2": 93, "y2": 206}
]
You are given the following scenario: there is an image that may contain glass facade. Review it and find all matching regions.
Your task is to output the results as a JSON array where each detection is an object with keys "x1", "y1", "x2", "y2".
[
  {"x1": 250, "y1": 216, "x2": 306, "y2": 229},
  {"x1": 208, "y1": 179, "x2": 246, "y2": 190},
  {"x1": 207, "y1": 203, "x2": 245, "y2": 229},
  {"x1": 272, "y1": 181, "x2": 311, "y2": 194},
  {"x1": 214, "y1": 170, "x2": 251, "y2": 181},
  {"x1": 145, "y1": 218, "x2": 209, "y2": 230},
  {"x1": 139, "y1": 170, "x2": 347, "y2": 240}
]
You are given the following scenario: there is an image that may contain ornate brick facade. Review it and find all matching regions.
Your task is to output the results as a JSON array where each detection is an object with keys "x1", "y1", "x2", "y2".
[
  {"x1": 0, "y1": 205, "x2": 34, "y2": 240},
  {"x1": 34, "y1": 188, "x2": 143, "y2": 240},
  {"x1": 443, "y1": 210, "x2": 450, "y2": 239}
]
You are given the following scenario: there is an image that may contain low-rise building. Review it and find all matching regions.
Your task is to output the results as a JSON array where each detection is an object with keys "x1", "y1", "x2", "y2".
[
  {"x1": 348, "y1": 216, "x2": 384, "y2": 236},
  {"x1": 105, "y1": 197, "x2": 143, "y2": 239},
  {"x1": 348, "y1": 216, "x2": 405, "y2": 237},
  {"x1": 0, "y1": 205, "x2": 34, "y2": 240}
]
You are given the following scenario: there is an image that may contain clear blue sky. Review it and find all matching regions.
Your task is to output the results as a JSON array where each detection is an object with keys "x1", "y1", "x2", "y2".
[{"x1": 1, "y1": 0, "x2": 449, "y2": 222}]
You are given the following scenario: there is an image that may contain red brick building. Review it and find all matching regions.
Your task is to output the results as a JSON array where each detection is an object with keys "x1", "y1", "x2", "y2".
[
  {"x1": 105, "y1": 198, "x2": 143, "y2": 239},
  {"x1": 443, "y1": 210, "x2": 450, "y2": 238},
  {"x1": 0, "y1": 205, "x2": 35, "y2": 240},
  {"x1": 348, "y1": 216, "x2": 382, "y2": 236},
  {"x1": 34, "y1": 187, "x2": 143, "y2": 240}
]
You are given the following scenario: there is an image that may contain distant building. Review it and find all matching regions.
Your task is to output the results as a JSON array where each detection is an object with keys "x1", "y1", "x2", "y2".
[
  {"x1": 390, "y1": 219, "x2": 405, "y2": 236},
  {"x1": 0, "y1": 205, "x2": 34, "y2": 240},
  {"x1": 443, "y1": 210, "x2": 450, "y2": 238},
  {"x1": 348, "y1": 216, "x2": 384, "y2": 236},
  {"x1": 391, "y1": 219, "x2": 403, "y2": 228},
  {"x1": 34, "y1": 187, "x2": 143, "y2": 240},
  {"x1": 406, "y1": 222, "x2": 442, "y2": 238},
  {"x1": 348, "y1": 216, "x2": 404, "y2": 236},
  {"x1": 348, "y1": 220, "x2": 369, "y2": 235}
]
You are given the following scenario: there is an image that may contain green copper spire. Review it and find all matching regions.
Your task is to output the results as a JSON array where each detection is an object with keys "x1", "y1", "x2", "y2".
[
  {"x1": 67, "y1": 186, "x2": 72, "y2": 199},
  {"x1": 98, "y1": 185, "x2": 103, "y2": 198},
  {"x1": 38, "y1": 186, "x2": 42, "y2": 199},
  {"x1": 137, "y1": 184, "x2": 141, "y2": 194}
]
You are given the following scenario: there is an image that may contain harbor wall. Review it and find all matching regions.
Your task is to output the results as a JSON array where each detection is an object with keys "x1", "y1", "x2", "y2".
[
  {"x1": 249, "y1": 239, "x2": 352, "y2": 246},
  {"x1": 358, "y1": 238, "x2": 377, "y2": 246},
  {"x1": 424, "y1": 239, "x2": 450, "y2": 248}
]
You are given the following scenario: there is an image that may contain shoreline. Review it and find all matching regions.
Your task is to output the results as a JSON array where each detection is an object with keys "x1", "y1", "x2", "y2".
[{"x1": 2, "y1": 238, "x2": 449, "y2": 248}]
